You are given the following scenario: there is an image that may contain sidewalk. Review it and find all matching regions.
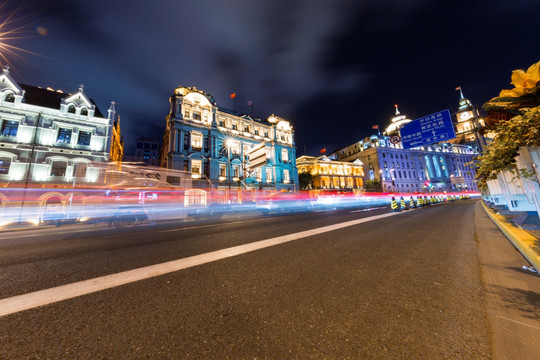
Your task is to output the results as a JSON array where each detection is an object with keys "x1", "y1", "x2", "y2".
[
  {"x1": 482, "y1": 201, "x2": 540, "y2": 274},
  {"x1": 475, "y1": 202, "x2": 540, "y2": 360}
]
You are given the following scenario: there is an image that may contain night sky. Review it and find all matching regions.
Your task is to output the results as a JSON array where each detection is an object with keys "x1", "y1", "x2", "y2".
[{"x1": 4, "y1": 0, "x2": 540, "y2": 156}]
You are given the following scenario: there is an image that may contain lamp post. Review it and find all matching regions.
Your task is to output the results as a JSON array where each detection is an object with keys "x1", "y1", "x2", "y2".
[{"x1": 226, "y1": 139, "x2": 233, "y2": 200}]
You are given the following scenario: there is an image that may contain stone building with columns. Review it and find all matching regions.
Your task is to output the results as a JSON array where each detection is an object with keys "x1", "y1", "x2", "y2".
[
  {"x1": 332, "y1": 106, "x2": 479, "y2": 193},
  {"x1": 160, "y1": 86, "x2": 298, "y2": 191}
]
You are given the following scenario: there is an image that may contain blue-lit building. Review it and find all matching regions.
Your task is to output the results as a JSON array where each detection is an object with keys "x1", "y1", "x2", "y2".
[
  {"x1": 161, "y1": 86, "x2": 298, "y2": 191},
  {"x1": 332, "y1": 107, "x2": 478, "y2": 193}
]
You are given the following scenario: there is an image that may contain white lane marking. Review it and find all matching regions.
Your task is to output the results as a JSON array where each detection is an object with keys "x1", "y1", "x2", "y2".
[
  {"x1": 495, "y1": 315, "x2": 540, "y2": 331},
  {"x1": 0, "y1": 211, "x2": 402, "y2": 317}
]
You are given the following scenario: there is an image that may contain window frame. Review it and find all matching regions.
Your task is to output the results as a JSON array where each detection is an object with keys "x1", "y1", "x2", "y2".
[
  {"x1": 56, "y1": 128, "x2": 72, "y2": 144},
  {"x1": 1, "y1": 120, "x2": 19, "y2": 137},
  {"x1": 77, "y1": 131, "x2": 91, "y2": 146}
]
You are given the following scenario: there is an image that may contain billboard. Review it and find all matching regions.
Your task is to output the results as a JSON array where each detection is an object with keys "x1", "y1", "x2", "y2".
[{"x1": 400, "y1": 109, "x2": 456, "y2": 149}]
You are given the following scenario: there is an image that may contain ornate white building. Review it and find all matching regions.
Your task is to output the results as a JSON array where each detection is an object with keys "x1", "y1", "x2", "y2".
[
  {"x1": 161, "y1": 86, "x2": 298, "y2": 191},
  {"x1": 0, "y1": 66, "x2": 113, "y2": 187},
  {"x1": 332, "y1": 107, "x2": 479, "y2": 193}
]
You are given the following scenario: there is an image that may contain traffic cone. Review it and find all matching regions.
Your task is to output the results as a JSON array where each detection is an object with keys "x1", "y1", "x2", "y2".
[
  {"x1": 424, "y1": 196, "x2": 430, "y2": 206},
  {"x1": 409, "y1": 196, "x2": 416, "y2": 209},
  {"x1": 391, "y1": 197, "x2": 400, "y2": 212},
  {"x1": 401, "y1": 196, "x2": 408, "y2": 210},
  {"x1": 417, "y1": 195, "x2": 424, "y2": 207}
]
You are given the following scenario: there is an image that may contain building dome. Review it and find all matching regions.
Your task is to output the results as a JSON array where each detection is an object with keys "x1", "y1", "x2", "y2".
[{"x1": 384, "y1": 105, "x2": 412, "y2": 135}]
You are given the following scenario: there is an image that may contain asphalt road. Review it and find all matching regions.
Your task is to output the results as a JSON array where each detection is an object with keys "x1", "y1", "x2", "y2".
[{"x1": 0, "y1": 201, "x2": 514, "y2": 359}]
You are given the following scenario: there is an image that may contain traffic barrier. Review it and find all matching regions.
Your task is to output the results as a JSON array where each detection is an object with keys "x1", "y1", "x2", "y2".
[
  {"x1": 401, "y1": 196, "x2": 408, "y2": 210},
  {"x1": 391, "y1": 197, "x2": 400, "y2": 212},
  {"x1": 424, "y1": 196, "x2": 430, "y2": 206},
  {"x1": 409, "y1": 196, "x2": 416, "y2": 209},
  {"x1": 417, "y1": 196, "x2": 424, "y2": 207}
]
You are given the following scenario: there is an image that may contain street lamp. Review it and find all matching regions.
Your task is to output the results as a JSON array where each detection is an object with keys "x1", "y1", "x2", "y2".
[{"x1": 226, "y1": 139, "x2": 233, "y2": 195}]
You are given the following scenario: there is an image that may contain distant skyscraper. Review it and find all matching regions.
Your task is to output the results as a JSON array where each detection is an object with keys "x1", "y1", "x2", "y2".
[{"x1": 134, "y1": 137, "x2": 160, "y2": 166}]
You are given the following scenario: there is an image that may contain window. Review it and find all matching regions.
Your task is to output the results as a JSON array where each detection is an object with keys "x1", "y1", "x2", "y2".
[
  {"x1": 264, "y1": 131, "x2": 269, "y2": 138},
  {"x1": 191, "y1": 160, "x2": 202, "y2": 175},
  {"x1": 73, "y1": 163, "x2": 87, "y2": 178},
  {"x1": 219, "y1": 164, "x2": 226, "y2": 177},
  {"x1": 281, "y1": 149, "x2": 289, "y2": 163},
  {"x1": 51, "y1": 161, "x2": 67, "y2": 176},
  {"x1": 5, "y1": 93, "x2": 15, "y2": 102},
  {"x1": 57, "y1": 128, "x2": 72, "y2": 144},
  {"x1": 256, "y1": 168, "x2": 262, "y2": 180},
  {"x1": 77, "y1": 131, "x2": 91, "y2": 146},
  {"x1": 244, "y1": 125, "x2": 249, "y2": 132},
  {"x1": 266, "y1": 168, "x2": 272, "y2": 181},
  {"x1": 0, "y1": 157, "x2": 11, "y2": 174},
  {"x1": 193, "y1": 112, "x2": 201, "y2": 120},
  {"x1": 232, "y1": 123, "x2": 238, "y2": 130},
  {"x1": 80, "y1": 108, "x2": 88, "y2": 116},
  {"x1": 233, "y1": 166, "x2": 239, "y2": 177},
  {"x1": 219, "y1": 120, "x2": 225, "y2": 127},
  {"x1": 191, "y1": 132, "x2": 203, "y2": 149},
  {"x1": 68, "y1": 105, "x2": 76, "y2": 114},
  {"x1": 1, "y1": 120, "x2": 18, "y2": 137},
  {"x1": 254, "y1": 129, "x2": 259, "y2": 135},
  {"x1": 283, "y1": 169, "x2": 290, "y2": 183}
]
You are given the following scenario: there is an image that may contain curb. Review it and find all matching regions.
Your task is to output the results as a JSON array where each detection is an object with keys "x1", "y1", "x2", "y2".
[{"x1": 481, "y1": 201, "x2": 540, "y2": 273}]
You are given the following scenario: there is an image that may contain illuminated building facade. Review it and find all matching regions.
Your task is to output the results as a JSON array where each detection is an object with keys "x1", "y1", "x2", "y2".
[
  {"x1": 109, "y1": 104, "x2": 124, "y2": 163},
  {"x1": 450, "y1": 88, "x2": 492, "y2": 153},
  {"x1": 333, "y1": 107, "x2": 479, "y2": 193},
  {"x1": 296, "y1": 155, "x2": 364, "y2": 190},
  {"x1": 161, "y1": 86, "x2": 298, "y2": 191},
  {"x1": 0, "y1": 66, "x2": 113, "y2": 186}
]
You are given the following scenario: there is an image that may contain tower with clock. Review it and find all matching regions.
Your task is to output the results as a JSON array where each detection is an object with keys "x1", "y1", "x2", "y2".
[{"x1": 452, "y1": 86, "x2": 488, "y2": 152}]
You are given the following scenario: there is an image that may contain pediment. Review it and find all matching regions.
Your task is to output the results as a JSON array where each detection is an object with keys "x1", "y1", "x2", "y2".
[
  {"x1": 0, "y1": 68, "x2": 23, "y2": 94},
  {"x1": 64, "y1": 90, "x2": 93, "y2": 108}
]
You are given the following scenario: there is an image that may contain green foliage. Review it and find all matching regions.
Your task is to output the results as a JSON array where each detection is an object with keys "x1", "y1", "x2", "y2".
[
  {"x1": 364, "y1": 179, "x2": 382, "y2": 192},
  {"x1": 298, "y1": 171, "x2": 314, "y2": 190},
  {"x1": 475, "y1": 107, "x2": 540, "y2": 190}
]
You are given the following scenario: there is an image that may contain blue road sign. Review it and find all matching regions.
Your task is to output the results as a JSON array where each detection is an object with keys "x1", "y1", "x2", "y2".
[{"x1": 400, "y1": 109, "x2": 456, "y2": 149}]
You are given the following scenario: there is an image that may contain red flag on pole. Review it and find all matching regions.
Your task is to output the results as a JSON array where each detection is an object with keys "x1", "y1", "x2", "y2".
[
  {"x1": 320, "y1": 148, "x2": 326, "y2": 154},
  {"x1": 455, "y1": 86, "x2": 461, "y2": 91},
  {"x1": 230, "y1": 93, "x2": 236, "y2": 99},
  {"x1": 372, "y1": 125, "x2": 379, "y2": 129}
]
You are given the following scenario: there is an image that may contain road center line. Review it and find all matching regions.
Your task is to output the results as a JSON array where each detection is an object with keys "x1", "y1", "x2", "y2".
[{"x1": 0, "y1": 211, "x2": 401, "y2": 317}]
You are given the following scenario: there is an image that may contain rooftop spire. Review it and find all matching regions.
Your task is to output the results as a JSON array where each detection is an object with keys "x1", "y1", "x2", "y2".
[
  {"x1": 456, "y1": 86, "x2": 464, "y2": 100},
  {"x1": 394, "y1": 104, "x2": 400, "y2": 115}
]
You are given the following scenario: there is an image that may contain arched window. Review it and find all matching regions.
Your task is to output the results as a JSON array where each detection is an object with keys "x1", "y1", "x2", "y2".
[
  {"x1": 68, "y1": 105, "x2": 76, "y2": 114},
  {"x1": 4, "y1": 93, "x2": 15, "y2": 103},
  {"x1": 80, "y1": 108, "x2": 88, "y2": 116}
]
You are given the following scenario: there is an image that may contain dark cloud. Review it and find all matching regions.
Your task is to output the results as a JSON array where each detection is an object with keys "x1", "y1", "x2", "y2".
[{"x1": 4, "y1": 0, "x2": 540, "y2": 156}]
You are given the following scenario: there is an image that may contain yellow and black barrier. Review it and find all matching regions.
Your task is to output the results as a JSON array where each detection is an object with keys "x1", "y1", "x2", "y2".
[
  {"x1": 391, "y1": 197, "x2": 400, "y2": 212},
  {"x1": 400, "y1": 196, "x2": 408, "y2": 210},
  {"x1": 409, "y1": 196, "x2": 416, "y2": 209}
]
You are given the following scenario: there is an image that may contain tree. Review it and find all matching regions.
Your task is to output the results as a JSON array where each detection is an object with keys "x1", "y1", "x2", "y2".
[
  {"x1": 475, "y1": 60, "x2": 540, "y2": 190},
  {"x1": 298, "y1": 171, "x2": 313, "y2": 190}
]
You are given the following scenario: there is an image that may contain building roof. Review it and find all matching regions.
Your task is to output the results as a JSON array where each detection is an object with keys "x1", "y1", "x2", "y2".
[{"x1": 18, "y1": 83, "x2": 104, "y2": 118}]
